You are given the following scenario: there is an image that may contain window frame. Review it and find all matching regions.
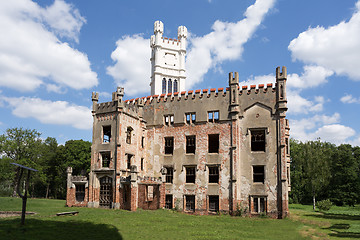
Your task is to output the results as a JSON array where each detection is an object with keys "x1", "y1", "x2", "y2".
[
  {"x1": 185, "y1": 166, "x2": 196, "y2": 184},
  {"x1": 185, "y1": 112, "x2": 196, "y2": 124},
  {"x1": 186, "y1": 135, "x2": 196, "y2": 154},
  {"x1": 164, "y1": 114, "x2": 174, "y2": 126},
  {"x1": 251, "y1": 196, "x2": 267, "y2": 214},
  {"x1": 165, "y1": 167, "x2": 173, "y2": 183},
  {"x1": 208, "y1": 111, "x2": 219, "y2": 122},
  {"x1": 208, "y1": 166, "x2": 219, "y2": 184},
  {"x1": 101, "y1": 152, "x2": 111, "y2": 168},
  {"x1": 253, "y1": 165, "x2": 265, "y2": 183},
  {"x1": 208, "y1": 195, "x2": 219, "y2": 213},
  {"x1": 164, "y1": 137, "x2": 174, "y2": 155},
  {"x1": 165, "y1": 194, "x2": 173, "y2": 209},
  {"x1": 185, "y1": 195, "x2": 195, "y2": 212},
  {"x1": 250, "y1": 129, "x2": 266, "y2": 152},
  {"x1": 102, "y1": 125, "x2": 111, "y2": 143}
]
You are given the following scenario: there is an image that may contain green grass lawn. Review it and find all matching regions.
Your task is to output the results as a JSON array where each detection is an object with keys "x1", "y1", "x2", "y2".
[{"x1": 0, "y1": 197, "x2": 359, "y2": 240}]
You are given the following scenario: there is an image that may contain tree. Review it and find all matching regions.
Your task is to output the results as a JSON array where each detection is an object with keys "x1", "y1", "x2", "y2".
[
  {"x1": 329, "y1": 144, "x2": 359, "y2": 206},
  {"x1": 0, "y1": 128, "x2": 42, "y2": 196}
]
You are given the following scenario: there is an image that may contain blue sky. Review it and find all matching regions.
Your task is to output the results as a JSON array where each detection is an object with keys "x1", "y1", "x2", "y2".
[{"x1": 0, "y1": 0, "x2": 359, "y2": 146}]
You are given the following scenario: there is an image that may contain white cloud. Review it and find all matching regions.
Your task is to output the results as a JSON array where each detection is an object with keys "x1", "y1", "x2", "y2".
[
  {"x1": 288, "y1": 1, "x2": 360, "y2": 81},
  {"x1": 315, "y1": 124, "x2": 355, "y2": 145},
  {"x1": 0, "y1": 0, "x2": 98, "y2": 92},
  {"x1": 240, "y1": 74, "x2": 275, "y2": 87},
  {"x1": 2, "y1": 96, "x2": 92, "y2": 130},
  {"x1": 340, "y1": 94, "x2": 360, "y2": 104},
  {"x1": 106, "y1": 35, "x2": 150, "y2": 96},
  {"x1": 289, "y1": 113, "x2": 342, "y2": 142},
  {"x1": 186, "y1": 0, "x2": 276, "y2": 89},
  {"x1": 287, "y1": 65, "x2": 333, "y2": 89}
]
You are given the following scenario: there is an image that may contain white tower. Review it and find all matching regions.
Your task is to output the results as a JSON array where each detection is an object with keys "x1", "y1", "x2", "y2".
[{"x1": 150, "y1": 21, "x2": 187, "y2": 95}]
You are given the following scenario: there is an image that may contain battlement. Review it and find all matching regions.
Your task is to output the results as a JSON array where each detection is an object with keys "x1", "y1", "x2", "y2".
[
  {"x1": 121, "y1": 82, "x2": 276, "y2": 107},
  {"x1": 161, "y1": 37, "x2": 181, "y2": 46}
]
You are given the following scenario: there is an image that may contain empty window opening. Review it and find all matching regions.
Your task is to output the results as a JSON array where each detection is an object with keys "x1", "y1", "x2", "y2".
[
  {"x1": 141, "y1": 158, "x2": 144, "y2": 171},
  {"x1": 252, "y1": 197, "x2": 266, "y2": 213},
  {"x1": 168, "y1": 79, "x2": 172, "y2": 93},
  {"x1": 141, "y1": 136, "x2": 145, "y2": 148},
  {"x1": 208, "y1": 111, "x2": 219, "y2": 122},
  {"x1": 165, "y1": 195, "x2": 173, "y2": 209},
  {"x1": 126, "y1": 154, "x2": 133, "y2": 169},
  {"x1": 165, "y1": 167, "x2": 173, "y2": 183},
  {"x1": 101, "y1": 152, "x2": 111, "y2": 168},
  {"x1": 165, "y1": 137, "x2": 174, "y2": 155},
  {"x1": 251, "y1": 130, "x2": 265, "y2": 152},
  {"x1": 185, "y1": 113, "x2": 196, "y2": 124},
  {"x1": 162, "y1": 78, "x2": 166, "y2": 94},
  {"x1": 253, "y1": 166, "x2": 265, "y2": 183},
  {"x1": 185, "y1": 195, "x2": 195, "y2": 212},
  {"x1": 174, "y1": 80, "x2": 178, "y2": 93},
  {"x1": 75, "y1": 184, "x2": 85, "y2": 202},
  {"x1": 186, "y1": 166, "x2": 196, "y2": 183},
  {"x1": 126, "y1": 127, "x2": 133, "y2": 144},
  {"x1": 164, "y1": 115, "x2": 174, "y2": 126},
  {"x1": 103, "y1": 126, "x2": 111, "y2": 143},
  {"x1": 186, "y1": 135, "x2": 196, "y2": 154},
  {"x1": 209, "y1": 195, "x2": 219, "y2": 212},
  {"x1": 208, "y1": 166, "x2": 219, "y2": 183},
  {"x1": 208, "y1": 134, "x2": 219, "y2": 153}
]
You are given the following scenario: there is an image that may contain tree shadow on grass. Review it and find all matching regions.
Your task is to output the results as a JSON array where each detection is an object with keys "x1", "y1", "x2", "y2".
[
  {"x1": 327, "y1": 224, "x2": 360, "y2": 239},
  {"x1": 0, "y1": 218, "x2": 122, "y2": 240},
  {"x1": 304, "y1": 213, "x2": 360, "y2": 221}
]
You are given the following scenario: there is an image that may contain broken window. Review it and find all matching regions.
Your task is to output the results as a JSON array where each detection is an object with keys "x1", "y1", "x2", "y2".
[
  {"x1": 126, "y1": 154, "x2": 133, "y2": 169},
  {"x1": 162, "y1": 78, "x2": 166, "y2": 94},
  {"x1": 103, "y1": 125, "x2": 111, "y2": 143},
  {"x1": 165, "y1": 167, "x2": 173, "y2": 183},
  {"x1": 164, "y1": 115, "x2": 174, "y2": 126},
  {"x1": 101, "y1": 152, "x2": 111, "y2": 168},
  {"x1": 208, "y1": 134, "x2": 219, "y2": 153},
  {"x1": 75, "y1": 184, "x2": 85, "y2": 202},
  {"x1": 208, "y1": 166, "x2": 219, "y2": 183},
  {"x1": 165, "y1": 195, "x2": 173, "y2": 209},
  {"x1": 251, "y1": 129, "x2": 265, "y2": 152},
  {"x1": 208, "y1": 111, "x2": 219, "y2": 122},
  {"x1": 185, "y1": 112, "x2": 196, "y2": 124},
  {"x1": 126, "y1": 127, "x2": 133, "y2": 144},
  {"x1": 185, "y1": 195, "x2": 195, "y2": 212},
  {"x1": 186, "y1": 166, "x2": 196, "y2": 183},
  {"x1": 164, "y1": 137, "x2": 174, "y2": 155},
  {"x1": 186, "y1": 135, "x2": 196, "y2": 154},
  {"x1": 209, "y1": 195, "x2": 219, "y2": 212},
  {"x1": 252, "y1": 196, "x2": 267, "y2": 213},
  {"x1": 253, "y1": 166, "x2": 265, "y2": 183}
]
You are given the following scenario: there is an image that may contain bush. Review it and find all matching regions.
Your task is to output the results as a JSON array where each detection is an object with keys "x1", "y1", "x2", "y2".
[{"x1": 316, "y1": 199, "x2": 332, "y2": 211}]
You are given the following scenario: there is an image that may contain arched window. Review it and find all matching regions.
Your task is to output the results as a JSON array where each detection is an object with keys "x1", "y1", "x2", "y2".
[
  {"x1": 168, "y1": 79, "x2": 172, "y2": 93},
  {"x1": 162, "y1": 78, "x2": 166, "y2": 94},
  {"x1": 174, "y1": 80, "x2": 178, "y2": 93}
]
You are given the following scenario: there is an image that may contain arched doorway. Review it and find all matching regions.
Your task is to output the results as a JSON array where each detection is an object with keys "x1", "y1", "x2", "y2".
[{"x1": 99, "y1": 176, "x2": 112, "y2": 208}]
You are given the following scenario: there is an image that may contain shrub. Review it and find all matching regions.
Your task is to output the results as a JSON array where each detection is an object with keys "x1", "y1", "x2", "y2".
[{"x1": 316, "y1": 199, "x2": 332, "y2": 211}]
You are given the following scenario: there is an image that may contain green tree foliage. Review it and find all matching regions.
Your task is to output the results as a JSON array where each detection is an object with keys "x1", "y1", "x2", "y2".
[
  {"x1": 0, "y1": 128, "x2": 91, "y2": 199},
  {"x1": 290, "y1": 139, "x2": 360, "y2": 207},
  {"x1": 329, "y1": 144, "x2": 359, "y2": 206}
]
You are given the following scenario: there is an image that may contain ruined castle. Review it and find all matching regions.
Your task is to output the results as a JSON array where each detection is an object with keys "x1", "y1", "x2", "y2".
[{"x1": 66, "y1": 21, "x2": 290, "y2": 218}]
